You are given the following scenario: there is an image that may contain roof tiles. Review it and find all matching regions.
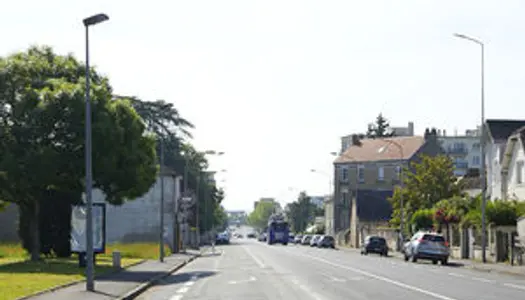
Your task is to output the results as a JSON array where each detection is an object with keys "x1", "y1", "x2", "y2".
[{"x1": 334, "y1": 136, "x2": 426, "y2": 163}]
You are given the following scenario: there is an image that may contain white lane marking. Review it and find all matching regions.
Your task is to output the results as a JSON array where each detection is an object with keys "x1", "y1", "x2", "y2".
[
  {"x1": 242, "y1": 246, "x2": 266, "y2": 268},
  {"x1": 184, "y1": 281, "x2": 195, "y2": 287},
  {"x1": 228, "y1": 276, "x2": 257, "y2": 284},
  {"x1": 321, "y1": 272, "x2": 346, "y2": 282},
  {"x1": 504, "y1": 283, "x2": 525, "y2": 290},
  {"x1": 169, "y1": 295, "x2": 182, "y2": 300},
  {"x1": 448, "y1": 272, "x2": 465, "y2": 278},
  {"x1": 290, "y1": 278, "x2": 326, "y2": 300},
  {"x1": 292, "y1": 252, "x2": 459, "y2": 300},
  {"x1": 472, "y1": 277, "x2": 493, "y2": 283},
  {"x1": 176, "y1": 286, "x2": 189, "y2": 294}
]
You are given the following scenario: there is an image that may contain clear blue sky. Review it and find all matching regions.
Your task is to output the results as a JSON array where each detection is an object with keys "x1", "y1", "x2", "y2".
[{"x1": 2, "y1": 0, "x2": 525, "y2": 212}]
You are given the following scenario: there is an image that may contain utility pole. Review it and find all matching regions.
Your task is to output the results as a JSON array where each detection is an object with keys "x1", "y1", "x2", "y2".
[
  {"x1": 195, "y1": 173, "x2": 201, "y2": 248},
  {"x1": 159, "y1": 138, "x2": 165, "y2": 262}
]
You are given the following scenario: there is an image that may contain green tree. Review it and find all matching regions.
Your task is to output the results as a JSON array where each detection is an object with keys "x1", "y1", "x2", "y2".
[
  {"x1": 247, "y1": 201, "x2": 275, "y2": 229},
  {"x1": 366, "y1": 113, "x2": 395, "y2": 138},
  {"x1": 0, "y1": 46, "x2": 157, "y2": 260},
  {"x1": 285, "y1": 192, "x2": 316, "y2": 233},
  {"x1": 389, "y1": 155, "x2": 463, "y2": 231}
]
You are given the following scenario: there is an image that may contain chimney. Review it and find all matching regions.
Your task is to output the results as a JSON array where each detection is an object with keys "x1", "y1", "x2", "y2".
[
  {"x1": 425, "y1": 127, "x2": 438, "y2": 141},
  {"x1": 351, "y1": 134, "x2": 362, "y2": 146},
  {"x1": 408, "y1": 122, "x2": 414, "y2": 136},
  {"x1": 443, "y1": 130, "x2": 447, "y2": 136}
]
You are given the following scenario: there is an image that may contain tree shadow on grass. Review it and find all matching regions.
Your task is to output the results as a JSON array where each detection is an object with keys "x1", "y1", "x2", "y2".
[{"x1": 0, "y1": 257, "x2": 118, "y2": 276}]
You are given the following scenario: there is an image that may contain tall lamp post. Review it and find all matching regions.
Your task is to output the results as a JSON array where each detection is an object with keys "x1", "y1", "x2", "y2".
[
  {"x1": 310, "y1": 169, "x2": 332, "y2": 195},
  {"x1": 454, "y1": 33, "x2": 486, "y2": 263},
  {"x1": 83, "y1": 13, "x2": 109, "y2": 292},
  {"x1": 159, "y1": 138, "x2": 165, "y2": 262}
]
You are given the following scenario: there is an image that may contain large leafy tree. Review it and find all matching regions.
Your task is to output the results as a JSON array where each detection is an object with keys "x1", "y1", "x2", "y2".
[
  {"x1": 389, "y1": 155, "x2": 463, "y2": 230},
  {"x1": 285, "y1": 192, "x2": 316, "y2": 232},
  {"x1": 247, "y1": 201, "x2": 276, "y2": 229},
  {"x1": 0, "y1": 46, "x2": 157, "y2": 260},
  {"x1": 366, "y1": 113, "x2": 395, "y2": 138}
]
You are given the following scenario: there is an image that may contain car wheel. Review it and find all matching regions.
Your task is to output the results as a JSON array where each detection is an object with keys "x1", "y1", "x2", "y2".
[
  {"x1": 411, "y1": 255, "x2": 417, "y2": 263},
  {"x1": 404, "y1": 254, "x2": 409, "y2": 261},
  {"x1": 441, "y1": 258, "x2": 448, "y2": 265},
  {"x1": 432, "y1": 260, "x2": 438, "y2": 265}
]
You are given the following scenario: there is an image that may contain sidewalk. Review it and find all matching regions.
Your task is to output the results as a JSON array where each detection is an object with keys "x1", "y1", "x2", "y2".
[
  {"x1": 25, "y1": 251, "x2": 199, "y2": 300},
  {"x1": 337, "y1": 245, "x2": 525, "y2": 277}
]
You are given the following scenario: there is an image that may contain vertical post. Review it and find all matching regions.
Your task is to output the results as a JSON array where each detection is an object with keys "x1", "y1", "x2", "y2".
[
  {"x1": 84, "y1": 25, "x2": 95, "y2": 292},
  {"x1": 480, "y1": 43, "x2": 487, "y2": 263},
  {"x1": 399, "y1": 165, "x2": 405, "y2": 251},
  {"x1": 159, "y1": 138, "x2": 165, "y2": 262},
  {"x1": 195, "y1": 174, "x2": 201, "y2": 248},
  {"x1": 173, "y1": 176, "x2": 181, "y2": 253}
]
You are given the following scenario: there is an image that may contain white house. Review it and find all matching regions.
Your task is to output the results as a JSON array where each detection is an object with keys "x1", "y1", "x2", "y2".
[
  {"x1": 485, "y1": 120, "x2": 525, "y2": 201},
  {"x1": 500, "y1": 127, "x2": 525, "y2": 201}
]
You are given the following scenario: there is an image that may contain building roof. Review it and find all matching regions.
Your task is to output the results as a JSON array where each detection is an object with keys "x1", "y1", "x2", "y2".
[
  {"x1": 486, "y1": 119, "x2": 525, "y2": 143},
  {"x1": 334, "y1": 136, "x2": 426, "y2": 164}
]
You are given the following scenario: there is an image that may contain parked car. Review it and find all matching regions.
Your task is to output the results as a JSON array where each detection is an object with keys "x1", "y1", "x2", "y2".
[
  {"x1": 294, "y1": 235, "x2": 303, "y2": 244},
  {"x1": 216, "y1": 232, "x2": 230, "y2": 245},
  {"x1": 403, "y1": 231, "x2": 449, "y2": 265},
  {"x1": 361, "y1": 235, "x2": 388, "y2": 256},
  {"x1": 258, "y1": 232, "x2": 267, "y2": 242},
  {"x1": 310, "y1": 234, "x2": 322, "y2": 247},
  {"x1": 247, "y1": 232, "x2": 256, "y2": 239},
  {"x1": 317, "y1": 235, "x2": 335, "y2": 248},
  {"x1": 289, "y1": 234, "x2": 295, "y2": 243},
  {"x1": 301, "y1": 234, "x2": 313, "y2": 245}
]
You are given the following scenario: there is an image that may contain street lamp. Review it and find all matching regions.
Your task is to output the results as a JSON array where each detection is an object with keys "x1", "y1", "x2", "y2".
[
  {"x1": 82, "y1": 12, "x2": 109, "y2": 292},
  {"x1": 159, "y1": 138, "x2": 165, "y2": 262},
  {"x1": 310, "y1": 169, "x2": 332, "y2": 195},
  {"x1": 454, "y1": 32, "x2": 487, "y2": 263}
]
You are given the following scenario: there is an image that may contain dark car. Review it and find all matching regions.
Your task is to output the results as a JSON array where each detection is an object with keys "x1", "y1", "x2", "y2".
[
  {"x1": 361, "y1": 235, "x2": 388, "y2": 256},
  {"x1": 247, "y1": 232, "x2": 256, "y2": 239},
  {"x1": 317, "y1": 235, "x2": 335, "y2": 248}
]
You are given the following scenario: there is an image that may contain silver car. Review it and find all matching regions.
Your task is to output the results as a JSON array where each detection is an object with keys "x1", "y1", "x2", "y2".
[
  {"x1": 403, "y1": 231, "x2": 449, "y2": 265},
  {"x1": 310, "y1": 234, "x2": 322, "y2": 247}
]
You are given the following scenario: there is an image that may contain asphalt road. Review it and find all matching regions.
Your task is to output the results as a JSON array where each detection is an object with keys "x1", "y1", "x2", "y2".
[{"x1": 136, "y1": 238, "x2": 525, "y2": 300}]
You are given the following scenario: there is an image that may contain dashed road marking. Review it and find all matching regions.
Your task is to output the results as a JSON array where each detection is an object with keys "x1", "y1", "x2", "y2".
[
  {"x1": 448, "y1": 272, "x2": 464, "y2": 278},
  {"x1": 472, "y1": 277, "x2": 493, "y2": 283},
  {"x1": 228, "y1": 276, "x2": 257, "y2": 284},
  {"x1": 290, "y1": 278, "x2": 326, "y2": 300},
  {"x1": 176, "y1": 286, "x2": 189, "y2": 294},
  {"x1": 504, "y1": 283, "x2": 525, "y2": 290},
  {"x1": 169, "y1": 294, "x2": 183, "y2": 300}
]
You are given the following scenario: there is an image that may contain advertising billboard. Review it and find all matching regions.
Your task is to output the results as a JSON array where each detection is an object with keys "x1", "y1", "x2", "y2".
[{"x1": 70, "y1": 203, "x2": 106, "y2": 253}]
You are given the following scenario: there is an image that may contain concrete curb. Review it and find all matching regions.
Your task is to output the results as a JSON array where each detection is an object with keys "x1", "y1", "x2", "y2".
[
  {"x1": 16, "y1": 259, "x2": 147, "y2": 300},
  {"x1": 116, "y1": 255, "x2": 199, "y2": 300}
]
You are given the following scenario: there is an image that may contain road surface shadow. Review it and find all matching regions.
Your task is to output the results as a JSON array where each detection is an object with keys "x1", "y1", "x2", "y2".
[{"x1": 156, "y1": 270, "x2": 217, "y2": 285}]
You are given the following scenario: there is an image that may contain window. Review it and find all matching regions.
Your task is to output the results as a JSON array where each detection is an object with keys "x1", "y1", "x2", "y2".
[
  {"x1": 357, "y1": 165, "x2": 365, "y2": 183},
  {"x1": 472, "y1": 143, "x2": 480, "y2": 150},
  {"x1": 339, "y1": 166, "x2": 348, "y2": 181},
  {"x1": 377, "y1": 166, "x2": 384, "y2": 181},
  {"x1": 472, "y1": 156, "x2": 480, "y2": 166},
  {"x1": 517, "y1": 161, "x2": 524, "y2": 184}
]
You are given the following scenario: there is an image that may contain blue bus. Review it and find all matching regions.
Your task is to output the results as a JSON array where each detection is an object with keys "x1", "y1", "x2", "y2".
[{"x1": 267, "y1": 213, "x2": 289, "y2": 245}]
